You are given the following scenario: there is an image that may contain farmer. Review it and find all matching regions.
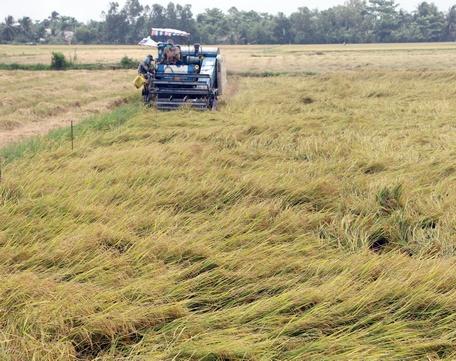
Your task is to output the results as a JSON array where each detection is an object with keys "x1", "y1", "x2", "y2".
[
  {"x1": 163, "y1": 39, "x2": 181, "y2": 64},
  {"x1": 137, "y1": 55, "x2": 155, "y2": 103},
  {"x1": 138, "y1": 54, "x2": 154, "y2": 78}
]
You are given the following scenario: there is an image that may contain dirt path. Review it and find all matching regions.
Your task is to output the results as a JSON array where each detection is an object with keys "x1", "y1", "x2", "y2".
[
  {"x1": 0, "y1": 117, "x2": 71, "y2": 147},
  {"x1": 0, "y1": 97, "x2": 129, "y2": 149}
]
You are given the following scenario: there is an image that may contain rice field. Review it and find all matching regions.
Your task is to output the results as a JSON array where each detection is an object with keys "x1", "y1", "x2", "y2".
[
  {"x1": 2, "y1": 43, "x2": 456, "y2": 72},
  {"x1": 1, "y1": 44, "x2": 456, "y2": 360}
]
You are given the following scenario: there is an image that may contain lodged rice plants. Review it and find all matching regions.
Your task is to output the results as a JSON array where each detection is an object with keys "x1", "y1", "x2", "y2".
[{"x1": 2, "y1": 69, "x2": 456, "y2": 360}]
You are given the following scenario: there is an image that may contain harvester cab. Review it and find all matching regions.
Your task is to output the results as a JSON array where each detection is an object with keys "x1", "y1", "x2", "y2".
[{"x1": 148, "y1": 42, "x2": 225, "y2": 110}]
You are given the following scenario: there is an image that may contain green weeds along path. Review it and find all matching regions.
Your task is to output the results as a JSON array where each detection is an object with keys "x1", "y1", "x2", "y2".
[
  {"x1": 0, "y1": 62, "x2": 137, "y2": 71},
  {"x1": 2, "y1": 71, "x2": 456, "y2": 360}
]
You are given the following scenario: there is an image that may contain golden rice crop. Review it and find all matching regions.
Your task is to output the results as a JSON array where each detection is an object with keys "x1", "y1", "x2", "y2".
[{"x1": 1, "y1": 66, "x2": 456, "y2": 360}]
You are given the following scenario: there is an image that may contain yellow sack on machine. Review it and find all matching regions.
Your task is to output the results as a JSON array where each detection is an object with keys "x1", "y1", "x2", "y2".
[{"x1": 134, "y1": 75, "x2": 146, "y2": 89}]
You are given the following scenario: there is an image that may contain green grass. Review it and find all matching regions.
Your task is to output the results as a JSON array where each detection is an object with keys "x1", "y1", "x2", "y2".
[
  {"x1": 0, "y1": 62, "x2": 138, "y2": 71},
  {"x1": 2, "y1": 71, "x2": 456, "y2": 360},
  {"x1": 0, "y1": 101, "x2": 139, "y2": 164}
]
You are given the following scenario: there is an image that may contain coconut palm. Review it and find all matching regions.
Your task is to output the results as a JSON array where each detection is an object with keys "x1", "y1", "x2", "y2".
[{"x1": 2, "y1": 16, "x2": 17, "y2": 41}]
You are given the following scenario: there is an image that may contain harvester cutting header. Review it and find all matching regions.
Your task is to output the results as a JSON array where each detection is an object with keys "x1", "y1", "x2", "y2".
[{"x1": 135, "y1": 28, "x2": 226, "y2": 111}]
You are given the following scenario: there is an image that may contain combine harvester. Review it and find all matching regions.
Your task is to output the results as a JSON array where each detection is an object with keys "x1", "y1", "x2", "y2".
[{"x1": 138, "y1": 28, "x2": 226, "y2": 111}]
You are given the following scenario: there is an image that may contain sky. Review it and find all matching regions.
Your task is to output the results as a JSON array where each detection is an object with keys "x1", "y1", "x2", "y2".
[{"x1": 1, "y1": 0, "x2": 455, "y2": 22}]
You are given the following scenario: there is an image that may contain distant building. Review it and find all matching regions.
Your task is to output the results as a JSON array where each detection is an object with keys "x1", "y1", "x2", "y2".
[{"x1": 63, "y1": 31, "x2": 74, "y2": 45}]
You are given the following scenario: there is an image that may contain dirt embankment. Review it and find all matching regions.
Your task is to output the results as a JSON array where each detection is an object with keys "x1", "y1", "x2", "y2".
[{"x1": 0, "y1": 69, "x2": 134, "y2": 148}]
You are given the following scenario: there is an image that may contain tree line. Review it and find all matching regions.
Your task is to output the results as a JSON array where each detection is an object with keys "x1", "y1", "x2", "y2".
[{"x1": 1, "y1": 0, "x2": 456, "y2": 45}]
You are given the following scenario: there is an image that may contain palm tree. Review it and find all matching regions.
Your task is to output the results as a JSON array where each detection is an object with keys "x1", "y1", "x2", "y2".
[
  {"x1": 447, "y1": 5, "x2": 456, "y2": 41},
  {"x1": 2, "y1": 16, "x2": 17, "y2": 41},
  {"x1": 18, "y1": 17, "x2": 33, "y2": 40}
]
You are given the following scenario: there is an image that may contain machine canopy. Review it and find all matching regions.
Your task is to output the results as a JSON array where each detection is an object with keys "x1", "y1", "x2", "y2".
[{"x1": 151, "y1": 28, "x2": 190, "y2": 37}]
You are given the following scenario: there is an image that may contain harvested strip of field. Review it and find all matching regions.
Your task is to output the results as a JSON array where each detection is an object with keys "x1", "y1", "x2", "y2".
[
  {"x1": 2, "y1": 71, "x2": 456, "y2": 360},
  {"x1": 0, "y1": 70, "x2": 135, "y2": 147},
  {"x1": 0, "y1": 63, "x2": 136, "y2": 71}
]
